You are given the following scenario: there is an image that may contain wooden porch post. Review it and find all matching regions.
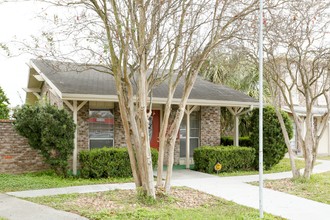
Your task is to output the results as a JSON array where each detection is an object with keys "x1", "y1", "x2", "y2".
[
  {"x1": 72, "y1": 101, "x2": 78, "y2": 176},
  {"x1": 64, "y1": 100, "x2": 87, "y2": 175},
  {"x1": 234, "y1": 114, "x2": 239, "y2": 146},
  {"x1": 185, "y1": 105, "x2": 198, "y2": 169},
  {"x1": 227, "y1": 106, "x2": 253, "y2": 147},
  {"x1": 186, "y1": 106, "x2": 190, "y2": 169}
]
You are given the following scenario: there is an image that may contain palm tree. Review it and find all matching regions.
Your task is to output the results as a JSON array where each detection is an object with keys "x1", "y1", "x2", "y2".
[{"x1": 200, "y1": 49, "x2": 270, "y2": 136}]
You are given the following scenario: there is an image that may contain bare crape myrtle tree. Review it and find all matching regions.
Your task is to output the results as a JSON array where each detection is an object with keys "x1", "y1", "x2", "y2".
[
  {"x1": 245, "y1": 0, "x2": 330, "y2": 179},
  {"x1": 9, "y1": 0, "x2": 270, "y2": 198}
]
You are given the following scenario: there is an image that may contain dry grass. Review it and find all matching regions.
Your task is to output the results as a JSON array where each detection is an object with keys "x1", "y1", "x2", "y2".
[{"x1": 27, "y1": 187, "x2": 283, "y2": 220}]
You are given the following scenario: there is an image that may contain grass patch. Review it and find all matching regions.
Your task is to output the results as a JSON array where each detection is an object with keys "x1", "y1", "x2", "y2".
[
  {"x1": 318, "y1": 156, "x2": 330, "y2": 160},
  {"x1": 251, "y1": 171, "x2": 330, "y2": 205},
  {"x1": 216, "y1": 158, "x2": 305, "y2": 177},
  {"x1": 0, "y1": 170, "x2": 132, "y2": 193},
  {"x1": 26, "y1": 187, "x2": 283, "y2": 220}
]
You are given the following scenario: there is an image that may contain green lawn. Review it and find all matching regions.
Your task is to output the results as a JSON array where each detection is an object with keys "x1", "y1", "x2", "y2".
[
  {"x1": 318, "y1": 156, "x2": 330, "y2": 160},
  {"x1": 253, "y1": 171, "x2": 330, "y2": 205},
  {"x1": 216, "y1": 158, "x2": 305, "y2": 177},
  {"x1": 0, "y1": 170, "x2": 132, "y2": 193},
  {"x1": 0, "y1": 158, "x2": 306, "y2": 193},
  {"x1": 26, "y1": 187, "x2": 283, "y2": 220}
]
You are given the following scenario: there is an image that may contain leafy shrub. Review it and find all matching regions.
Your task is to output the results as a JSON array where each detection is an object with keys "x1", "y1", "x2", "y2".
[
  {"x1": 249, "y1": 106, "x2": 293, "y2": 170},
  {"x1": 193, "y1": 146, "x2": 255, "y2": 173},
  {"x1": 79, "y1": 147, "x2": 158, "y2": 178},
  {"x1": 0, "y1": 86, "x2": 10, "y2": 119},
  {"x1": 13, "y1": 104, "x2": 76, "y2": 176},
  {"x1": 220, "y1": 136, "x2": 252, "y2": 147}
]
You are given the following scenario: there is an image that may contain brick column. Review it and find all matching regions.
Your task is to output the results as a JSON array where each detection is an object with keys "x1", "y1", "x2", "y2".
[
  {"x1": 114, "y1": 103, "x2": 126, "y2": 147},
  {"x1": 200, "y1": 106, "x2": 221, "y2": 146}
]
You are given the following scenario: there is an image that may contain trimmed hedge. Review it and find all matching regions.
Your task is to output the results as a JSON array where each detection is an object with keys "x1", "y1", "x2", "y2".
[
  {"x1": 193, "y1": 146, "x2": 255, "y2": 173},
  {"x1": 79, "y1": 147, "x2": 158, "y2": 178},
  {"x1": 220, "y1": 136, "x2": 252, "y2": 147}
]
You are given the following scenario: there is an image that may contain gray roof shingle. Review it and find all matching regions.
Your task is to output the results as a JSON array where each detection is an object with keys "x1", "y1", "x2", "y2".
[{"x1": 31, "y1": 59, "x2": 258, "y2": 106}]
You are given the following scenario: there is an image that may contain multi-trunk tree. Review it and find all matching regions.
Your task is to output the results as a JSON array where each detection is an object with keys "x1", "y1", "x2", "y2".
[
  {"x1": 6, "y1": 0, "x2": 268, "y2": 198},
  {"x1": 255, "y1": 0, "x2": 330, "y2": 178}
]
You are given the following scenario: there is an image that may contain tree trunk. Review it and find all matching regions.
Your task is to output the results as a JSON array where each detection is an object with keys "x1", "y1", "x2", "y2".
[
  {"x1": 137, "y1": 59, "x2": 156, "y2": 198},
  {"x1": 274, "y1": 105, "x2": 300, "y2": 178},
  {"x1": 156, "y1": 94, "x2": 174, "y2": 187},
  {"x1": 165, "y1": 106, "x2": 185, "y2": 193},
  {"x1": 303, "y1": 115, "x2": 314, "y2": 179}
]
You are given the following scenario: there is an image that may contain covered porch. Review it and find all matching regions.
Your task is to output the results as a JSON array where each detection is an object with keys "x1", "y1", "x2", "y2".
[{"x1": 24, "y1": 59, "x2": 259, "y2": 175}]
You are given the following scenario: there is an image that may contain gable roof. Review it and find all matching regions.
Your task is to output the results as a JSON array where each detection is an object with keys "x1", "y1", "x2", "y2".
[{"x1": 26, "y1": 59, "x2": 258, "y2": 107}]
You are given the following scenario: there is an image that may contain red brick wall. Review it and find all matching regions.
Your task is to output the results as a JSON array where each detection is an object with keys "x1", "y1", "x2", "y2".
[
  {"x1": 114, "y1": 103, "x2": 127, "y2": 147},
  {"x1": 201, "y1": 106, "x2": 221, "y2": 146},
  {"x1": 0, "y1": 120, "x2": 48, "y2": 174}
]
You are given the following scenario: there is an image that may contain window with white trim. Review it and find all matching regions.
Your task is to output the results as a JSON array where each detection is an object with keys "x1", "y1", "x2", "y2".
[
  {"x1": 88, "y1": 109, "x2": 114, "y2": 149},
  {"x1": 179, "y1": 111, "x2": 200, "y2": 157}
]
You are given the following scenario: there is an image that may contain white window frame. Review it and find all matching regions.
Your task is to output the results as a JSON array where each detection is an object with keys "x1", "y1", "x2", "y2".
[{"x1": 88, "y1": 109, "x2": 114, "y2": 149}]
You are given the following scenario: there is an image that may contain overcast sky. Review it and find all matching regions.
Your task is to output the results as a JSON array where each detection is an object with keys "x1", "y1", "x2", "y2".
[{"x1": 0, "y1": 1, "x2": 45, "y2": 107}]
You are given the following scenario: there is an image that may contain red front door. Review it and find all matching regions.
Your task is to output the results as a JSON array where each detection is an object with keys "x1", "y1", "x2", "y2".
[{"x1": 150, "y1": 110, "x2": 160, "y2": 150}]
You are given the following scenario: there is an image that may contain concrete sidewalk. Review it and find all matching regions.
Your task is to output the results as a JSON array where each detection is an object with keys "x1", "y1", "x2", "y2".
[
  {"x1": 7, "y1": 182, "x2": 135, "y2": 198},
  {"x1": 172, "y1": 172, "x2": 330, "y2": 220},
  {"x1": 2, "y1": 159, "x2": 330, "y2": 220},
  {"x1": 0, "y1": 193, "x2": 88, "y2": 220},
  {"x1": 171, "y1": 160, "x2": 330, "y2": 220}
]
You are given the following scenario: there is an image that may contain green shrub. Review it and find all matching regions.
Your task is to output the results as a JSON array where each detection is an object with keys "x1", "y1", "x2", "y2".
[
  {"x1": 193, "y1": 146, "x2": 255, "y2": 173},
  {"x1": 79, "y1": 147, "x2": 158, "y2": 178},
  {"x1": 220, "y1": 136, "x2": 252, "y2": 147},
  {"x1": 249, "y1": 106, "x2": 293, "y2": 170},
  {"x1": 0, "y1": 86, "x2": 10, "y2": 119},
  {"x1": 13, "y1": 104, "x2": 75, "y2": 176}
]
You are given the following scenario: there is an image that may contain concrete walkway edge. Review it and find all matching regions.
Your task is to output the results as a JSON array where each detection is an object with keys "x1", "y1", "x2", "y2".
[
  {"x1": 0, "y1": 193, "x2": 88, "y2": 220},
  {"x1": 2, "y1": 159, "x2": 330, "y2": 220}
]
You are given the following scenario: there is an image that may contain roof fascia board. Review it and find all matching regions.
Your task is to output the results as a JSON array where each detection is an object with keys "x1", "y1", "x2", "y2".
[
  {"x1": 33, "y1": 74, "x2": 45, "y2": 81},
  {"x1": 282, "y1": 106, "x2": 328, "y2": 117},
  {"x1": 62, "y1": 93, "x2": 118, "y2": 102},
  {"x1": 62, "y1": 93, "x2": 258, "y2": 107},
  {"x1": 23, "y1": 88, "x2": 41, "y2": 93},
  {"x1": 30, "y1": 60, "x2": 63, "y2": 99}
]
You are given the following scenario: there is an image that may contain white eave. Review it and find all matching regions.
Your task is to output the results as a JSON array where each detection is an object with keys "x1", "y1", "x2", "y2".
[
  {"x1": 33, "y1": 75, "x2": 44, "y2": 81},
  {"x1": 29, "y1": 60, "x2": 63, "y2": 99},
  {"x1": 62, "y1": 93, "x2": 258, "y2": 107},
  {"x1": 282, "y1": 106, "x2": 329, "y2": 117},
  {"x1": 23, "y1": 88, "x2": 41, "y2": 93}
]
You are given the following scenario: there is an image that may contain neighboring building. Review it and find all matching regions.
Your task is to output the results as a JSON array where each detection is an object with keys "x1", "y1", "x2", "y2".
[
  {"x1": 283, "y1": 106, "x2": 330, "y2": 156},
  {"x1": 24, "y1": 59, "x2": 258, "y2": 173},
  {"x1": 279, "y1": 66, "x2": 330, "y2": 156}
]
